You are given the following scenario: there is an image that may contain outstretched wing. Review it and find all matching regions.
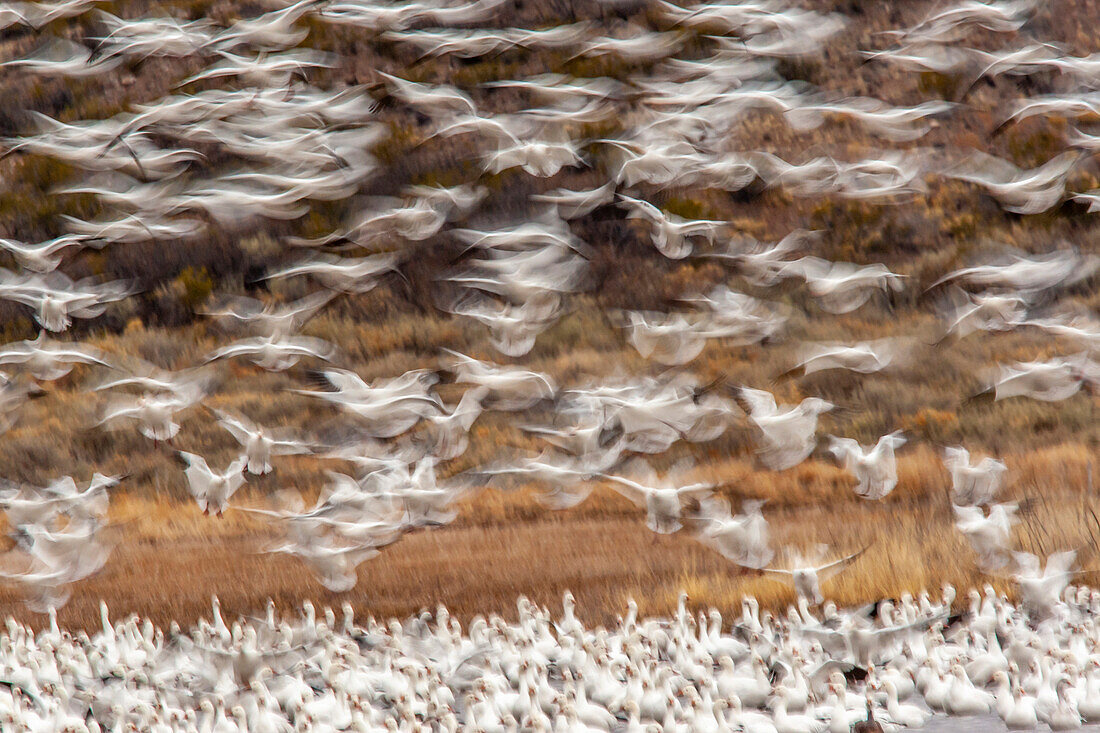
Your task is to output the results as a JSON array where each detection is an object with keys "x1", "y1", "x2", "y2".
[
  {"x1": 214, "y1": 409, "x2": 257, "y2": 445},
  {"x1": 730, "y1": 386, "x2": 778, "y2": 417},
  {"x1": 224, "y1": 459, "x2": 248, "y2": 498},
  {"x1": 815, "y1": 545, "x2": 871, "y2": 579},
  {"x1": 178, "y1": 452, "x2": 214, "y2": 497},
  {"x1": 603, "y1": 474, "x2": 650, "y2": 505}
]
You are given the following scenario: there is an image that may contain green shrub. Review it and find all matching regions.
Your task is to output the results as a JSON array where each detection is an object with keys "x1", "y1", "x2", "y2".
[{"x1": 175, "y1": 267, "x2": 214, "y2": 310}]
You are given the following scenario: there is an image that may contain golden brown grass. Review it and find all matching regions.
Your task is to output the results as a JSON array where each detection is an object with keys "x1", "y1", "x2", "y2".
[{"x1": 2, "y1": 442, "x2": 1096, "y2": 631}]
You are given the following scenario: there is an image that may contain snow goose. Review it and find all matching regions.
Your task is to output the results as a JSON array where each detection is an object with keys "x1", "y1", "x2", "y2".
[
  {"x1": 2, "y1": 36, "x2": 125, "y2": 78},
  {"x1": 975, "y1": 353, "x2": 1094, "y2": 403},
  {"x1": 263, "y1": 252, "x2": 403, "y2": 294},
  {"x1": 0, "y1": 234, "x2": 103, "y2": 273},
  {"x1": 943, "y1": 150, "x2": 1081, "y2": 214},
  {"x1": 443, "y1": 350, "x2": 556, "y2": 410},
  {"x1": 201, "y1": 291, "x2": 334, "y2": 339},
  {"x1": 529, "y1": 182, "x2": 615, "y2": 219},
  {"x1": 602, "y1": 459, "x2": 713, "y2": 534},
  {"x1": 96, "y1": 389, "x2": 203, "y2": 443},
  {"x1": 782, "y1": 339, "x2": 904, "y2": 380},
  {"x1": 770, "y1": 686, "x2": 826, "y2": 733},
  {"x1": 781, "y1": 258, "x2": 905, "y2": 314},
  {"x1": 484, "y1": 136, "x2": 584, "y2": 178},
  {"x1": 879, "y1": 679, "x2": 929, "y2": 727},
  {"x1": 822, "y1": 683, "x2": 864, "y2": 733},
  {"x1": 1012, "y1": 551, "x2": 1078, "y2": 619},
  {"x1": 378, "y1": 72, "x2": 476, "y2": 116},
  {"x1": 703, "y1": 230, "x2": 816, "y2": 286},
  {"x1": 944, "y1": 663, "x2": 993, "y2": 715},
  {"x1": 1047, "y1": 678, "x2": 1082, "y2": 730},
  {"x1": 760, "y1": 545, "x2": 868, "y2": 604},
  {"x1": 0, "y1": 332, "x2": 111, "y2": 381},
  {"x1": 954, "y1": 503, "x2": 1018, "y2": 570},
  {"x1": 177, "y1": 452, "x2": 246, "y2": 517},
  {"x1": 694, "y1": 495, "x2": 774, "y2": 569},
  {"x1": 827, "y1": 431, "x2": 906, "y2": 500},
  {"x1": 212, "y1": 409, "x2": 312, "y2": 475},
  {"x1": 292, "y1": 367, "x2": 442, "y2": 438},
  {"x1": 617, "y1": 194, "x2": 725, "y2": 260},
  {"x1": 422, "y1": 386, "x2": 487, "y2": 460},
  {"x1": 1003, "y1": 681, "x2": 1040, "y2": 729},
  {"x1": 0, "y1": 270, "x2": 134, "y2": 332},
  {"x1": 1075, "y1": 660, "x2": 1100, "y2": 720},
  {"x1": 934, "y1": 288, "x2": 1029, "y2": 342},
  {"x1": 732, "y1": 386, "x2": 834, "y2": 470},
  {"x1": 931, "y1": 249, "x2": 1098, "y2": 294},
  {"x1": 443, "y1": 293, "x2": 560, "y2": 358},
  {"x1": 943, "y1": 446, "x2": 1008, "y2": 505},
  {"x1": 204, "y1": 334, "x2": 335, "y2": 372}
]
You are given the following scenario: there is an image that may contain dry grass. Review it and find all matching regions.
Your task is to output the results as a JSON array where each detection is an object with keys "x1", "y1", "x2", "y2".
[{"x1": 2, "y1": 443, "x2": 1096, "y2": 631}]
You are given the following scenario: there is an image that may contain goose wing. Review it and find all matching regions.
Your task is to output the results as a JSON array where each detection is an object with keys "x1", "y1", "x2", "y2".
[{"x1": 814, "y1": 545, "x2": 870, "y2": 579}]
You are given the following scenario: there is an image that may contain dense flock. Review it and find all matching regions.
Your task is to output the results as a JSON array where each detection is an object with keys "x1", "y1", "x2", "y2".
[
  {"x1": 0, "y1": 0, "x2": 1099, "y2": 728},
  {"x1": 7, "y1": 588, "x2": 1100, "y2": 730}
]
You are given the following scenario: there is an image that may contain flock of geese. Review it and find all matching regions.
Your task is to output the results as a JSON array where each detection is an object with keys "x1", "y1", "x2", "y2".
[
  {"x1": 6, "y1": 588, "x2": 1100, "y2": 731},
  {"x1": 0, "y1": 0, "x2": 1098, "y2": 728}
]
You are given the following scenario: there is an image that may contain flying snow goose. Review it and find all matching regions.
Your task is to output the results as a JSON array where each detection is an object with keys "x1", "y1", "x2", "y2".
[
  {"x1": 760, "y1": 545, "x2": 869, "y2": 604},
  {"x1": 976, "y1": 354, "x2": 1095, "y2": 403},
  {"x1": 96, "y1": 388, "x2": 204, "y2": 443},
  {"x1": 617, "y1": 194, "x2": 725, "y2": 259},
  {"x1": 0, "y1": 332, "x2": 111, "y2": 381},
  {"x1": 781, "y1": 340, "x2": 904, "y2": 380},
  {"x1": 443, "y1": 350, "x2": 556, "y2": 410},
  {"x1": 943, "y1": 151, "x2": 1083, "y2": 214},
  {"x1": 930, "y1": 249, "x2": 1098, "y2": 294},
  {"x1": 1011, "y1": 550, "x2": 1078, "y2": 619},
  {"x1": 731, "y1": 386, "x2": 833, "y2": 470},
  {"x1": 0, "y1": 234, "x2": 104, "y2": 273},
  {"x1": 529, "y1": 182, "x2": 615, "y2": 219},
  {"x1": 602, "y1": 459, "x2": 714, "y2": 534},
  {"x1": 826, "y1": 431, "x2": 907, "y2": 500},
  {"x1": 934, "y1": 288, "x2": 1029, "y2": 341},
  {"x1": 621, "y1": 310, "x2": 710, "y2": 365},
  {"x1": 422, "y1": 386, "x2": 488, "y2": 461},
  {"x1": 943, "y1": 446, "x2": 1007, "y2": 505},
  {"x1": 694, "y1": 495, "x2": 774, "y2": 569},
  {"x1": 177, "y1": 451, "x2": 247, "y2": 517},
  {"x1": 0, "y1": 270, "x2": 135, "y2": 332},
  {"x1": 954, "y1": 503, "x2": 1019, "y2": 570},
  {"x1": 201, "y1": 291, "x2": 334, "y2": 338},
  {"x1": 263, "y1": 252, "x2": 403, "y2": 293},
  {"x1": 781, "y1": 257, "x2": 905, "y2": 314},
  {"x1": 203, "y1": 334, "x2": 335, "y2": 372},
  {"x1": 213, "y1": 409, "x2": 312, "y2": 475}
]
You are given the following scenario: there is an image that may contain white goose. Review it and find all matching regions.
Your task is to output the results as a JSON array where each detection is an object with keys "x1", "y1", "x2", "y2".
[
  {"x1": 826, "y1": 431, "x2": 907, "y2": 500},
  {"x1": 602, "y1": 459, "x2": 713, "y2": 535},
  {"x1": 177, "y1": 451, "x2": 247, "y2": 517},
  {"x1": 213, "y1": 409, "x2": 312, "y2": 475}
]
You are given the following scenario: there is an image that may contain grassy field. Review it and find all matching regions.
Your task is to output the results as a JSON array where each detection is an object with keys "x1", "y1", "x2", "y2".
[{"x1": 1, "y1": 442, "x2": 1096, "y2": 630}]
